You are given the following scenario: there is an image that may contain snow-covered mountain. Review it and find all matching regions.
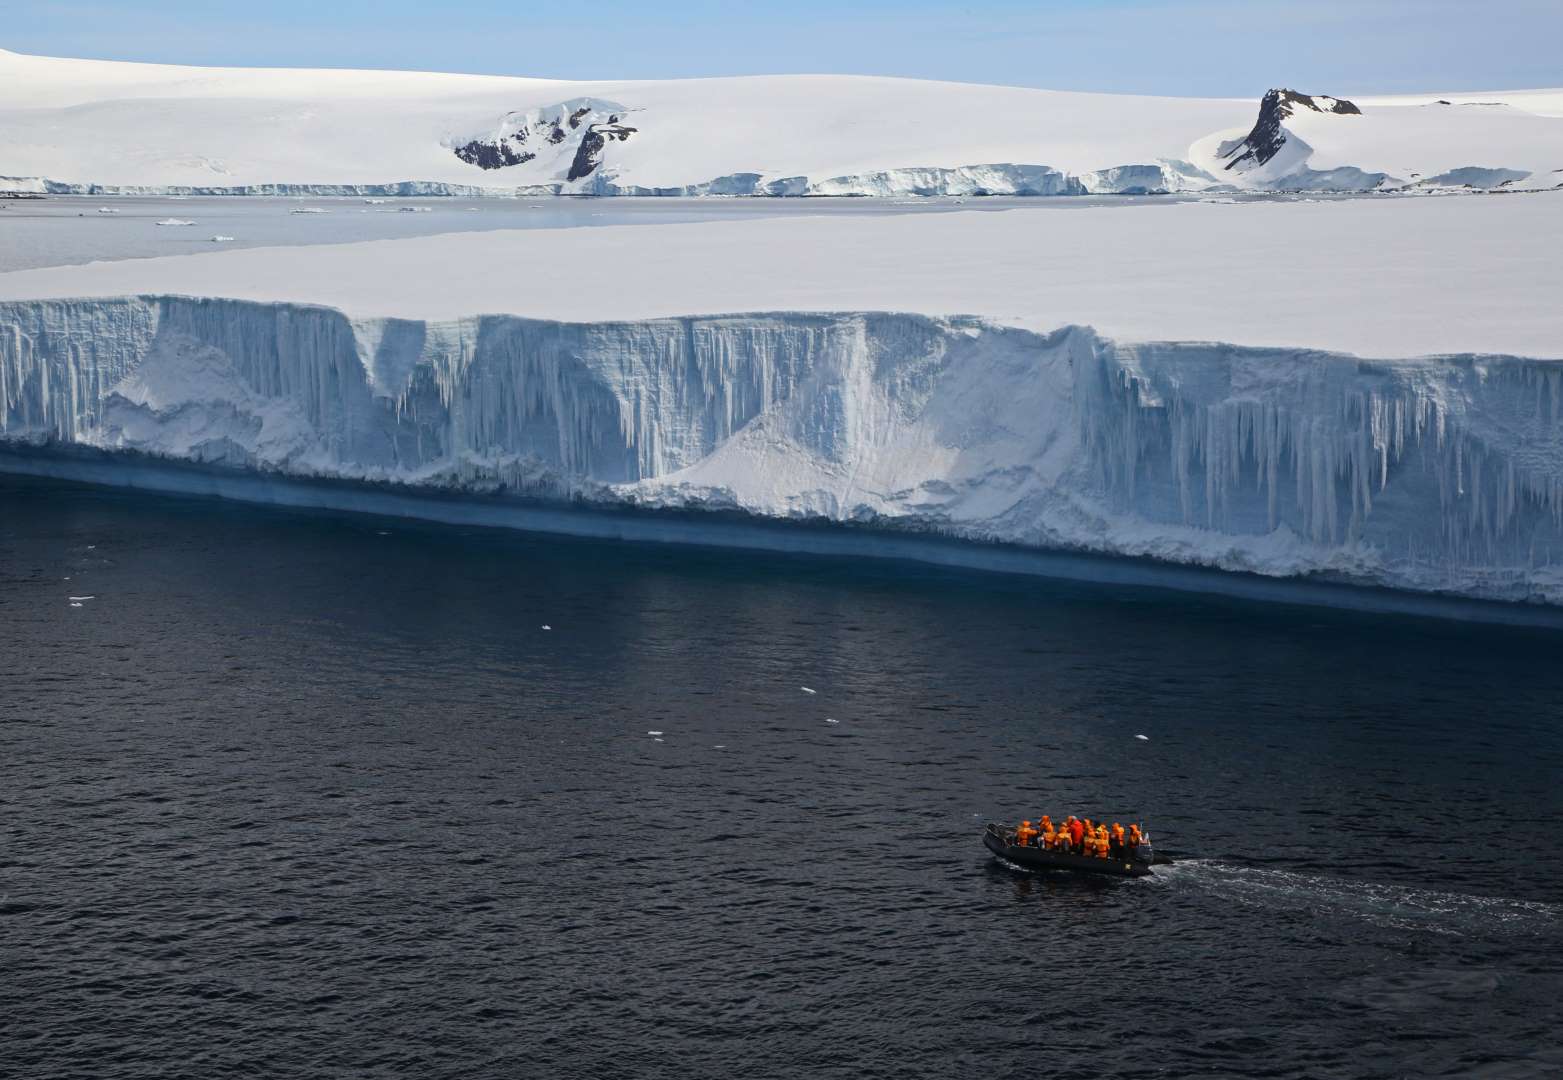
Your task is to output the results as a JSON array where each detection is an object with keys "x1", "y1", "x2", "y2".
[{"x1": 2, "y1": 48, "x2": 1560, "y2": 196}]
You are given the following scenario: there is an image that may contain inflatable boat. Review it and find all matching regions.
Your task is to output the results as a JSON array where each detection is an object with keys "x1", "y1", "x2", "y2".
[{"x1": 984, "y1": 821, "x2": 1161, "y2": 878}]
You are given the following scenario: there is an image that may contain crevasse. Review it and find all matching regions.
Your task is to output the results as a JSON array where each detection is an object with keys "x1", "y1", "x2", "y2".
[{"x1": 4, "y1": 296, "x2": 1563, "y2": 603}]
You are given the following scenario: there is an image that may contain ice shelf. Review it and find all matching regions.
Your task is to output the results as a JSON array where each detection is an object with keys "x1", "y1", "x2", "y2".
[{"x1": 6, "y1": 296, "x2": 1563, "y2": 603}]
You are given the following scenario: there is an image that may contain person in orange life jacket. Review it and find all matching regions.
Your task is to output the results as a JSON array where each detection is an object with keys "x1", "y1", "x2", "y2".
[{"x1": 1016, "y1": 820, "x2": 1038, "y2": 846}]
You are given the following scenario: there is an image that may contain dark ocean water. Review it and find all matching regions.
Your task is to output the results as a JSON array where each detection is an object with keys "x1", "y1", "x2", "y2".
[{"x1": 3, "y1": 475, "x2": 1561, "y2": 1080}]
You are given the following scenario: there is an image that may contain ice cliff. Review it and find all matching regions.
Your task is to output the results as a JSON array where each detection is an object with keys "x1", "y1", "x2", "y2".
[{"x1": 5, "y1": 297, "x2": 1563, "y2": 603}]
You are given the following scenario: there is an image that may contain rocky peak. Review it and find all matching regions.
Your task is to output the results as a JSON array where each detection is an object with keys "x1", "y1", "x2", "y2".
[
  {"x1": 450, "y1": 99, "x2": 636, "y2": 176},
  {"x1": 1219, "y1": 88, "x2": 1362, "y2": 171}
]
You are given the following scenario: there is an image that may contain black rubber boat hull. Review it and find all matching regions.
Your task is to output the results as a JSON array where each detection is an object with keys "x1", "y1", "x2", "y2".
[{"x1": 984, "y1": 825, "x2": 1154, "y2": 878}]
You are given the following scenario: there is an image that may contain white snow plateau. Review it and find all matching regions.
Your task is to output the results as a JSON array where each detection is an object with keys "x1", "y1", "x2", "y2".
[{"x1": 2, "y1": 49, "x2": 1562, "y2": 196}]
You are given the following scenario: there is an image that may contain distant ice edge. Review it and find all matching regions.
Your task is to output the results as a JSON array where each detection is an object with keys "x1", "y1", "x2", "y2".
[
  {"x1": 5, "y1": 297, "x2": 1563, "y2": 605},
  {"x1": 9, "y1": 159, "x2": 1545, "y2": 198}
]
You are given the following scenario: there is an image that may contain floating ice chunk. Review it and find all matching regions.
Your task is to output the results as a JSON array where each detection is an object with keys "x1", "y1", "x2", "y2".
[
  {"x1": 69, "y1": 602, "x2": 82, "y2": 608},
  {"x1": 155, "y1": 218, "x2": 196, "y2": 226},
  {"x1": 647, "y1": 730, "x2": 663, "y2": 736},
  {"x1": 209, "y1": 235, "x2": 235, "y2": 242},
  {"x1": 540, "y1": 624, "x2": 551, "y2": 630},
  {"x1": 800, "y1": 687, "x2": 816, "y2": 695},
  {"x1": 653, "y1": 738, "x2": 664, "y2": 743},
  {"x1": 68, "y1": 595, "x2": 95, "y2": 601},
  {"x1": 824, "y1": 718, "x2": 839, "y2": 725},
  {"x1": 1135, "y1": 734, "x2": 1150, "y2": 741},
  {"x1": 96, "y1": 207, "x2": 119, "y2": 214},
  {"x1": 712, "y1": 744, "x2": 726, "y2": 749},
  {"x1": 398, "y1": 206, "x2": 431, "y2": 212},
  {"x1": 363, "y1": 198, "x2": 386, "y2": 204},
  {"x1": 290, "y1": 207, "x2": 328, "y2": 214}
]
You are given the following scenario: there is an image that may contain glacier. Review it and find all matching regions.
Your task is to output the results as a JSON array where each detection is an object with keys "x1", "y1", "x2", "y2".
[
  {"x1": 6, "y1": 296, "x2": 1563, "y2": 605},
  {"x1": 5, "y1": 48, "x2": 1562, "y2": 199}
]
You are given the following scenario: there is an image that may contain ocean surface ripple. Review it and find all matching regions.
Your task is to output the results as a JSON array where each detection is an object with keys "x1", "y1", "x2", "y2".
[{"x1": 3, "y1": 476, "x2": 1561, "y2": 1079}]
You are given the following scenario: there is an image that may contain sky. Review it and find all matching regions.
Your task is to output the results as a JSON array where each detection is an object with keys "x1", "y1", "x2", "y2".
[{"x1": 7, "y1": 0, "x2": 1562, "y2": 97}]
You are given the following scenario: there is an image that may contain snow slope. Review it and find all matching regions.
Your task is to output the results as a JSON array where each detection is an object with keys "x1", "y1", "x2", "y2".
[
  {"x1": 3, "y1": 198, "x2": 1563, "y2": 603},
  {"x1": 3, "y1": 48, "x2": 1561, "y2": 196}
]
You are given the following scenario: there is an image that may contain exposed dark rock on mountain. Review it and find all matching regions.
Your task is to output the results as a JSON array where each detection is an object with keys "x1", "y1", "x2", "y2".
[
  {"x1": 1220, "y1": 88, "x2": 1361, "y2": 171},
  {"x1": 450, "y1": 101, "x2": 633, "y2": 176},
  {"x1": 453, "y1": 140, "x2": 536, "y2": 170},
  {"x1": 567, "y1": 121, "x2": 638, "y2": 181}
]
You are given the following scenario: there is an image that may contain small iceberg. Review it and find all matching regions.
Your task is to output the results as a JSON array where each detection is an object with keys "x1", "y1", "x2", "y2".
[
  {"x1": 96, "y1": 207, "x2": 119, "y2": 214},
  {"x1": 209, "y1": 235, "x2": 235, "y2": 242},
  {"x1": 290, "y1": 207, "x2": 329, "y2": 214},
  {"x1": 1135, "y1": 734, "x2": 1150, "y2": 741},
  {"x1": 68, "y1": 595, "x2": 95, "y2": 601},
  {"x1": 647, "y1": 730, "x2": 664, "y2": 736},
  {"x1": 800, "y1": 686, "x2": 817, "y2": 695},
  {"x1": 398, "y1": 206, "x2": 432, "y2": 213},
  {"x1": 363, "y1": 198, "x2": 387, "y2": 204},
  {"x1": 540, "y1": 624, "x2": 552, "y2": 631},
  {"x1": 155, "y1": 218, "x2": 196, "y2": 226}
]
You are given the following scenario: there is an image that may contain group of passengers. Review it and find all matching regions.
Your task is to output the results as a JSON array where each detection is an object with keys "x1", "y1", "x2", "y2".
[{"x1": 1014, "y1": 815, "x2": 1143, "y2": 860}]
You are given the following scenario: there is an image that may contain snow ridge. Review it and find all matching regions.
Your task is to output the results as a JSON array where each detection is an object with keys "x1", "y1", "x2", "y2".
[
  {"x1": 5, "y1": 48, "x2": 1562, "y2": 197},
  {"x1": 6, "y1": 297, "x2": 1563, "y2": 603}
]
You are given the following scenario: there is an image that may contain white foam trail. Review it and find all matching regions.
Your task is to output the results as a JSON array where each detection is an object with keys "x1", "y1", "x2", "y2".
[{"x1": 1155, "y1": 860, "x2": 1563, "y2": 937}]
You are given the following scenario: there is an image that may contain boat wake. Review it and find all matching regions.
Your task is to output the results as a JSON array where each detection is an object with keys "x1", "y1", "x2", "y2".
[{"x1": 1152, "y1": 860, "x2": 1563, "y2": 938}]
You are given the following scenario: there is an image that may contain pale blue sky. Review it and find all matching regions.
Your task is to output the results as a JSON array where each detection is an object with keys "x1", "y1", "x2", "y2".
[{"x1": 9, "y1": 0, "x2": 1561, "y2": 96}]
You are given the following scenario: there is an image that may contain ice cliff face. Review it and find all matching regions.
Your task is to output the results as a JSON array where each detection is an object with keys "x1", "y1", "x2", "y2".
[{"x1": 5, "y1": 297, "x2": 1563, "y2": 603}]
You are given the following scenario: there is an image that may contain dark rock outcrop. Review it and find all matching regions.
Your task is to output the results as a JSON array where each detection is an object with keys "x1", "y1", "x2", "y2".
[
  {"x1": 566, "y1": 121, "x2": 637, "y2": 181},
  {"x1": 451, "y1": 100, "x2": 633, "y2": 176},
  {"x1": 1221, "y1": 89, "x2": 1361, "y2": 171},
  {"x1": 453, "y1": 139, "x2": 536, "y2": 171}
]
